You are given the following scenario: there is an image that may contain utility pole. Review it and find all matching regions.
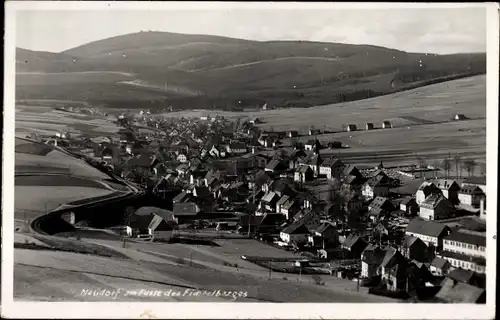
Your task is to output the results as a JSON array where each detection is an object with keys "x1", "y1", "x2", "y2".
[{"x1": 269, "y1": 261, "x2": 272, "y2": 279}]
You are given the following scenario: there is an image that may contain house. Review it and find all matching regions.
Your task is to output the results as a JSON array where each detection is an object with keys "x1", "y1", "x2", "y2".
[
  {"x1": 362, "y1": 174, "x2": 391, "y2": 200},
  {"x1": 399, "y1": 197, "x2": 418, "y2": 217},
  {"x1": 280, "y1": 222, "x2": 310, "y2": 245},
  {"x1": 280, "y1": 198, "x2": 300, "y2": 220},
  {"x1": 378, "y1": 248, "x2": 408, "y2": 291},
  {"x1": 319, "y1": 157, "x2": 345, "y2": 179},
  {"x1": 365, "y1": 123, "x2": 375, "y2": 130},
  {"x1": 368, "y1": 197, "x2": 395, "y2": 222},
  {"x1": 176, "y1": 163, "x2": 189, "y2": 176},
  {"x1": 308, "y1": 222, "x2": 338, "y2": 249},
  {"x1": 304, "y1": 139, "x2": 321, "y2": 151},
  {"x1": 443, "y1": 229, "x2": 486, "y2": 258},
  {"x1": 227, "y1": 141, "x2": 247, "y2": 155},
  {"x1": 148, "y1": 214, "x2": 174, "y2": 241},
  {"x1": 361, "y1": 244, "x2": 387, "y2": 279},
  {"x1": 401, "y1": 235, "x2": 429, "y2": 262},
  {"x1": 303, "y1": 153, "x2": 323, "y2": 177},
  {"x1": 287, "y1": 131, "x2": 299, "y2": 138},
  {"x1": 294, "y1": 165, "x2": 314, "y2": 183},
  {"x1": 461, "y1": 177, "x2": 486, "y2": 195},
  {"x1": 429, "y1": 256, "x2": 451, "y2": 276},
  {"x1": 327, "y1": 141, "x2": 342, "y2": 149},
  {"x1": 419, "y1": 194, "x2": 455, "y2": 220},
  {"x1": 341, "y1": 234, "x2": 367, "y2": 258},
  {"x1": 293, "y1": 208, "x2": 322, "y2": 232},
  {"x1": 405, "y1": 218, "x2": 452, "y2": 251},
  {"x1": 382, "y1": 121, "x2": 392, "y2": 129},
  {"x1": 454, "y1": 114, "x2": 467, "y2": 121},
  {"x1": 177, "y1": 153, "x2": 188, "y2": 163},
  {"x1": 346, "y1": 124, "x2": 357, "y2": 132},
  {"x1": 249, "y1": 117, "x2": 263, "y2": 125},
  {"x1": 458, "y1": 185, "x2": 485, "y2": 208},
  {"x1": 172, "y1": 191, "x2": 192, "y2": 204},
  {"x1": 415, "y1": 181, "x2": 442, "y2": 205},
  {"x1": 434, "y1": 179, "x2": 461, "y2": 204},
  {"x1": 308, "y1": 129, "x2": 321, "y2": 136},
  {"x1": 260, "y1": 191, "x2": 280, "y2": 212}
]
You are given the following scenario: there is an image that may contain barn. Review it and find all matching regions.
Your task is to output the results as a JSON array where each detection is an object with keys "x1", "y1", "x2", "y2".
[
  {"x1": 347, "y1": 124, "x2": 357, "y2": 132},
  {"x1": 382, "y1": 121, "x2": 392, "y2": 129},
  {"x1": 366, "y1": 123, "x2": 375, "y2": 130}
]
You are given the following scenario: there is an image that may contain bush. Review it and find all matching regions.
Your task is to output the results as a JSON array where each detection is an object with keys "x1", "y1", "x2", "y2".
[{"x1": 312, "y1": 274, "x2": 325, "y2": 285}]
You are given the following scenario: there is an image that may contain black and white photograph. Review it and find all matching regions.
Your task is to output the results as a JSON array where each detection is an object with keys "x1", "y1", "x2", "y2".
[{"x1": 2, "y1": 2, "x2": 498, "y2": 319}]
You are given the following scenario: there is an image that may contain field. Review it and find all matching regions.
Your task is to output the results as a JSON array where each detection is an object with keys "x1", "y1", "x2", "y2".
[
  {"x1": 15, "y1": 106, "x2": 120, "y2": 137},
  {"x1": 170, "y1": 75, "x2": 487, "y2": 169}
]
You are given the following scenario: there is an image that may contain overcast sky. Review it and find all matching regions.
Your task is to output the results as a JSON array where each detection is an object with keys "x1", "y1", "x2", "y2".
[{"x1": 16, "y1": 7, "x2": 487, "y2": 54}]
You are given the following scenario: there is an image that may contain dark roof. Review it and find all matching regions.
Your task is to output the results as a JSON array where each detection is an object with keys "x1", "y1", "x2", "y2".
[
  {"x1": 369, "y1": 197, "x2": 395, "y2": 211},
  {"x1": 459, "y1": 185, "x2": 485, "y2": 195},
  {"x1": 446, "y1": 268, "x2": 478, "y2": 284},
  {"x1": 462, "y1": 177, "x2": 486, "y2": 185},
  {"x1": 229, "y1": 142, "x2": 247, "y2": 150},
  {"x1": 282, "y1": 222, "x2": 310, "y2": 235},
  {"x1": 343, "y1": 233, "x2": 365, "y2": 249},
  {"x1": 261, "y1": 213, "x2": 286, "y2": 226},
  {"x1": 431, "y1": 256, "x2": 450, "y2": 269},
  {"x1": 444, "y1": 229, "x2": 486, "y2": 246},
  {"x1": 173, "y1": 202, "x2": 201, "y2": 216},
  {"x1": 400, "y1": 196, "x2": 415, "y2": 205},
  {"x1": 296, "y1": 165, "x2": 312, "y2": 173},
  {"x1": 420, "y1": 194, "x2": 454, "y2": 210},
  {"x1": 402, "y1": 235, "x2": 425, "y2": 249},
  {"x1": 342, "y1": 165, "x2": 362, "y2": 179},
  {"x1": 255, "y1": 170, "x2": 272, "y2": 186},
  {"x1": 173, "y1": 191, "x2": 190, "y2": 203},
  {"x1": 361, "y1": 244, "x2": 386, "y2": 265},
  {"x1": 194, "y1": 186, "x2": 212, "y2": 200},
  {"x1": 265, "y1": 159, "x2": 281, "y2": 170},
  {"x1": 406, "y1": 218, "x2": 450, "y2": 238},
  {"x1": 314, "y1": 221, "x2": 336, "y2": 234},
  {"x1": 366, "y1": 175, "x2": 389, "y2": 188},
  {"x1": 321, "y1": 157, "x2": 344, "y2": 168}
]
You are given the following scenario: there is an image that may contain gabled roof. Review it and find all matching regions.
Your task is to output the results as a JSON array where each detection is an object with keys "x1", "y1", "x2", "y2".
[
  {"x1": 321, "y1": 156, "x2": 344, "y2": 168},
  {"x1": 400, "y1": 196, "x2": 415, "y2": 205},
  {"x1": 173, "y1": 202, "x2": 201, "y2": 216},
  {"x1": 342, "y1": 233, "x2": 365, "y2": 249},
  {"x1": 281, "y1": 222, "x2": 310, "y2": 235},
  {"x1": 406, "y1": 218, "x2": 450, "y2": 238},
  {"x1": 402, "y1": 235, "x2": 426, "y2": 249},
  {"x1": 420, "y1": 194, "x2": 454, "y2": 210},
  {"x1": 276, "y1": 195, "x2": 290, "y2": 206},
  {"x1": 314, "y1": 221, "x2": 336, "y2": 234},
  {"x1": 434, "y1": 179, "x2": 460, "y2": 191},
  {"x1": 148, "y1": 214, "x2": 173, "y2": 232},
  {"x1": 430, "y1": 256, "x2": 450, "y2": 269},
  {"x1": 446, "y1": 268, "x2": 476, "y2": 284},
  {"x1": 342, "y1": 165, "x2": 362, "y2": 179},
  {"x1": 435, "y1": 282, "x2": 485, "y2": 303},
  {"x1": 362, "y1": 244, "x2": 386, "y2": 265},
  {"x1": 172, "y1": 191, "x2": 191, "y2": 203},
  {"x1": 369, "y1": 197, "x2": 395, "y2": 211},
  {"x1": 265, "y1": 159, "x2": 281, "y2": 170},
  {"x1": 444, "y1": 229, "x2": 486, "y2": 246},
  {"x1": 296, "y1": 165, "x2": 312, "y2": 173},
  {"x1": 365, "y1": 175, "x2": 389, "y2": 188},
  {"x1": 261, "y1": 191, "x2": 279, "y2": 203},
  {"x1": 229, "y1": 141, "x2": 247, "y2": 150},
  {"x1": 459, "y1": 185, "x2": 485, "y2": 195}
]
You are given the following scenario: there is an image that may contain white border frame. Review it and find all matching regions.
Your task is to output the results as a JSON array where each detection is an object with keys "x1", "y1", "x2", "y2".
[{"x1": 2, "y1": 2, "x2": 498, "y2": 319}]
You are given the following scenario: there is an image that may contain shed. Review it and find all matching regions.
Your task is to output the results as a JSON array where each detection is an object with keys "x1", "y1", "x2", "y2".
[
  {"x1": 454, "y1": 114, "x2": 467, "y2": 121},
  {"x1": 365, "y1": 123, "x2": 375, "y2": 130},
  {"x1": 382, "y1": 121, "x2": 392, "y2": 129},
  {"x1": 346, "y1": 124, "x2": 357, "y2": 132}
]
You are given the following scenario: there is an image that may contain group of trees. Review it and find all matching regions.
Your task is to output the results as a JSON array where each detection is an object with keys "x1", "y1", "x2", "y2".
[{"x1": 440, "y1": 155, "x2": 478, "y2": 179}]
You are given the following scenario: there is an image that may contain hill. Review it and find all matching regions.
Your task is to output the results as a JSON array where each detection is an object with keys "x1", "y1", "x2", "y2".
[{"x1": 16, "y1": 31, "x2": 486, "y2": 110}]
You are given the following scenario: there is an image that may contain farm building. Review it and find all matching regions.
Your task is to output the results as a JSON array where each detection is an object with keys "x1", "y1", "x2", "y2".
[
  {"x1": 346, "y1": 124, "x2": 357, "y2": 132},
  {"x1": 287, "y1": 131, "x2": 299, "y2": 138},
  {"x1": 382, "y1": 121, "x2": 392, "y2": 129},
  {"x1": 309, "y1": 129, "x2": 321, "y2": 136},
  {"x1": 327, "y1": 141, "x2": 342, "y2": 149},
  {"x1": 365, "y1": 123, "x2": 375, "y2": 130},
  {"x1": 250, "y1": 118, "x2": 263, "y2": 124},
  {"x1": 454, "y1": 114, "x2": 467, "y2": 121}
]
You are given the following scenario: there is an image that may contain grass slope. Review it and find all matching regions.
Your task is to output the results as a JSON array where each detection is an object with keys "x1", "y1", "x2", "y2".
[{"x1": 15, "y1": 31, "x2": 486, "y2": 109}]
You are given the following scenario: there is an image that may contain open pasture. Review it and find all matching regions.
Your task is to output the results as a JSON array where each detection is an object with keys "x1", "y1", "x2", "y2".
[
  {"x1": 16, "y1": 71, "x2": 133, "y2": 86},
  {"x1": 16, "y1": 105, "x2": 119, "y2": 137}
]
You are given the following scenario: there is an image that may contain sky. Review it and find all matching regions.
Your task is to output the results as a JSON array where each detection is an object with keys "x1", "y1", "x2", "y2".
[{"x1": 15, "y1": 7, "x2": 487, "y2": 54}]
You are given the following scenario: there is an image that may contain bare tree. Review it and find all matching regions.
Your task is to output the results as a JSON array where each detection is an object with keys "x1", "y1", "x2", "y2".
[
  {"x1": 442, "y1": 158, "x2": 452, "y2": 179},
  {"x1": 463, "y1": 159, "x2": 477, "y2": 177},
  {"x1": 453, "y1": 155, "x2": 462, "y2": 180}
]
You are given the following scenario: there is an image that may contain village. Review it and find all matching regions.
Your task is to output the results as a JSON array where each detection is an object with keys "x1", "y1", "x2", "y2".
[{"x1": 25, "y1": 108, "x2": 487, "y2": 303}]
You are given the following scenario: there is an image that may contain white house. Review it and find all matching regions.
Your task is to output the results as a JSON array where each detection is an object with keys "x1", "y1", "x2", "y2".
[
  {"x1": 279, "y1": 222, "x2": 310, "y2": 245},
  {"x1": 415, "y1": 182, "x2": 442, "y2": 205},
  {"x1": 434, "y1": 179, "x2": 461, "y2": 204},
  {"x1": 419, "y1": 194, "x2": 455, "y2": 221},
  {"x1": 443, "y1": 229, "x2": 486, "y2": 258},
  {"x1": 148, "y1": 214, "x2": 174, "y2": 241},
  {"x1": 362, "y1": 174, "x2": 391, "y2": 200},
  {"x1": 458, "y1": 185, "x2": 485, "y2": 208},
  {"x1": 177, "y1": 153, "x2": 188, "y2": 163},
  {"x1": 319, "y1": 157, "x2": 345, "y2": 179}
]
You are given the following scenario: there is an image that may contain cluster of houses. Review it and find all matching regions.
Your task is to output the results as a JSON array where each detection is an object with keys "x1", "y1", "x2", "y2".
[{"x1": 38, "y1": 111, "x2": 487, "y2": 302}]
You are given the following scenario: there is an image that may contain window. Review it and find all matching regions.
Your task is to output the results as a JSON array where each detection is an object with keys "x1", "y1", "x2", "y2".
[{"x1": 468, "y1": 244, "x2": 473, "y2": 249}]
